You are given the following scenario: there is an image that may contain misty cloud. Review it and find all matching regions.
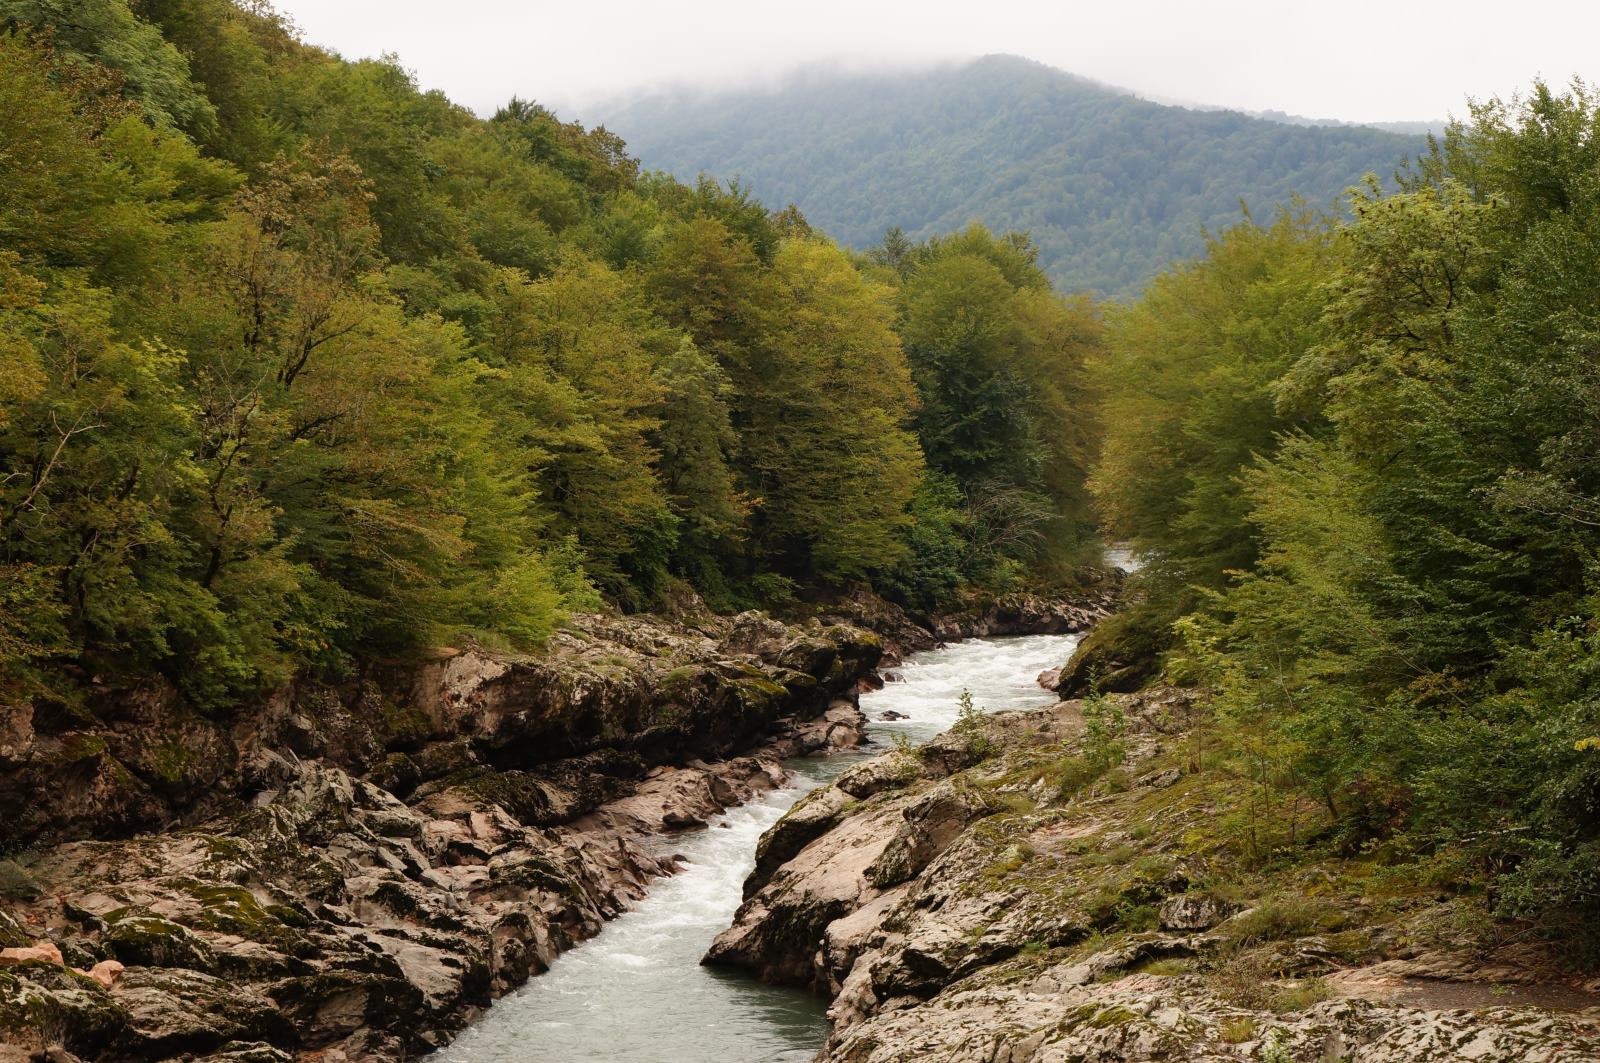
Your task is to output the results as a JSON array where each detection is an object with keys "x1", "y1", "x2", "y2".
[{"x1": 272, "y1": 0, "x2": 1593, "y2": 125}]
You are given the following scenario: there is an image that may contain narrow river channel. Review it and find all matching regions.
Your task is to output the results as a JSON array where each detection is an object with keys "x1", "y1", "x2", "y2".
[{"x1": 442, "y1": 631, "x2": 1083, "y2": 1063}]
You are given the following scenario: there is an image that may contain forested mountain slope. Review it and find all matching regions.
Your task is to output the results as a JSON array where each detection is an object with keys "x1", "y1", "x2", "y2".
[
  {"x1": 0, "y1": 1, "x2": 1102, "y2": 712},
  {"x1": 596, "y1": 55, "x2": 1425, "y2": 296}
]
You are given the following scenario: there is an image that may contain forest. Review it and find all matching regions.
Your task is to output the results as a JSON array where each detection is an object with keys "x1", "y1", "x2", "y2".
[
  {"x1": 597, "y1": 55, "x2": 1424, "y2": 297},
  {"x1": 0, "y1": 0, "x2": 1100, "y2": 711},
  {"x1": 4, "y1": 0, "x2": 1600, "y2": 964},
  {"x1": 1093, "y1": 84, "x2": 1600, "y2": 949}
]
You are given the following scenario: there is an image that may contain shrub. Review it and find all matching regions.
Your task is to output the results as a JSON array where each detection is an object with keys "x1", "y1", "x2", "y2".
[{"x1": 1218, "y1": 1015, "x2": 1255, "y2": 1043}]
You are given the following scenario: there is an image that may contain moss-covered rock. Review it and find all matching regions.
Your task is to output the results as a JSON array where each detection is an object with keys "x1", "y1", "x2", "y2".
[
  {"x1": 0, "y1": 861, "x2": 42, "y2": 903},
  {"x1": 105, "y1": 914, "x2": 216, "y2": 971},
  {"x1": 1056, "y1": 604, "x2": 1168, "y2": 697},
  {"x1": 719, "y1": 684, "x2": 1600, "y2": 1063},
  {"x1": 0, "y1": 965, "x2": 127, "y2": 1057},
  {"x1": 115, "y1": 967, "x2": 292, "y2": 1057},
  {"x1": 2, "y1": 606, "x2": 892, "y2": 1060},
  {"x1": 0, "y1": 907, "x2": 33, "y2": 950},
  {"x1": 268, "y1": 968, "x2": 424, "y2": 1049},
  {"x1": 182, "y1": 884, "x2": 309, "y2": 957}
]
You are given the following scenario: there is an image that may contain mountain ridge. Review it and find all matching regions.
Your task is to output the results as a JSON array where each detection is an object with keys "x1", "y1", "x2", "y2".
[{"x1": 592, "y1": 54, "x2": 1427, "y2": 296}]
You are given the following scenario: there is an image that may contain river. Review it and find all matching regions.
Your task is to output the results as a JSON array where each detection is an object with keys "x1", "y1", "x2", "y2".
[{"x1": 441, "y1": 631, "x2": 1082, "y2": 1063}]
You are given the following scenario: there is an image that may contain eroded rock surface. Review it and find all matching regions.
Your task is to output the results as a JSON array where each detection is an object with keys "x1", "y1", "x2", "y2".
[
  {"x1": 707, "y1": 689, "x2": 1600, "y2": 1062},
  {"x1": 0, "y1": 609, "x2": 880, "y2": 1061}
]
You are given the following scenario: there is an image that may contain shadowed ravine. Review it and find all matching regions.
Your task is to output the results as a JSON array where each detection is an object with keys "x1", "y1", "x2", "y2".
[{"x1": 440, "y1": 633, "x2": 1082, "y2": 1062}]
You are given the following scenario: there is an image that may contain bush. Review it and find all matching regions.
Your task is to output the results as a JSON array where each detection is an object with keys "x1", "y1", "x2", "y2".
[{"x1": 1221, "y1": 894, "x2": 1342, "y2": 946}]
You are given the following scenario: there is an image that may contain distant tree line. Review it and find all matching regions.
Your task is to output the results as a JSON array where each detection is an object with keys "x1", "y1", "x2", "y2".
[{"x1": 599, "y1": 55, "x2": 1424, "y2": 298}]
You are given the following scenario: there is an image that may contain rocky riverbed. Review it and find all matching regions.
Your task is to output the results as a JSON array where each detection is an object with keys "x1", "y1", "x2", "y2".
[
  {"x1": 0, "y1": 605, "x2": 889, "y2": 1062},
  {"x1": 0, "y1": 589, "x2": 1117, "y2": 1062},
  {"x1": 708, "y1": 688, "x2": 1600, "y2": 1062}
]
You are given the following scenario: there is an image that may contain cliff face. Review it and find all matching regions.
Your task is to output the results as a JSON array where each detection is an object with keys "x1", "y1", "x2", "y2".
[
  {"x1": 0, "y1": 608, "x2": 882, "y2": 1061},
  {"x1": 0, "y1": 611, "x2": 885, "y2": 854},
  {"x1": 706, "y1": 690, "x2": 1600, "y2": 1062}
]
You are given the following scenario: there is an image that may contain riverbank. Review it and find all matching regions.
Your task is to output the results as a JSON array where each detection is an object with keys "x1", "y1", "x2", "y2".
[
  {"x1": 442, "y1": 631, "x2": 1089, "y2": 1062},
  {"x1": 707, "y1": 688, "x2": 1600, "y2": 1061},
  {"x1": 0, "y1": 607, "x2": 883, "y2": 1062},
  {"x1": 0, "y1": 590, "x2": 1114, "y2": 1062}
]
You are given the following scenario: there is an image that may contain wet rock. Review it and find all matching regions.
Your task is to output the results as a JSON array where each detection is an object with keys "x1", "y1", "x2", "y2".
[{"x1": 663, "y1": 811, "x2": 707, "y2": 830}]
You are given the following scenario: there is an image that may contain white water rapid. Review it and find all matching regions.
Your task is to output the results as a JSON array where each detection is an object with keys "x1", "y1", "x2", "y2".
[{"x1": 443, "y1": 631, "x2": 1082, "y2": 1063}]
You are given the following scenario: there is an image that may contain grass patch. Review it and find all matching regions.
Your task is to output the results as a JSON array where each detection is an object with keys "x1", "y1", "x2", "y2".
[
  {"x1": 1083, "y1": 844, "x2": 1138, "y2": 868},
  {"x1": 988, "y1": 841, "x2": 1037, "y2": 877},
  {"x1": 1218, "y1": 1015, "x2": 1256, "y2": 1043},
  {"x1": 1115, "y1": 902, "x2": 1159, "y2": 932},
  {"x1": 1269, "y1": 977, "x2": 1332, "y2": 1013},
  {"x1": 1208, "y1": 951, "x2": 1332, "y2": 1014},
  {"x1": 1222, "y1": 894, "x2": 1344, "y2": 946}
]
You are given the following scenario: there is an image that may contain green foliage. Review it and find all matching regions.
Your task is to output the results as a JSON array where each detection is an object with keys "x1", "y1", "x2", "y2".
[
  {"x1": 883, "y1": 224, "x2": 1103, "y2": 595},
  {"x1": 651, "y1": 339, "x2": 746, "y2": 559},
  {"x1": 1092, "y1": 207, "x2": 1340, "y2": 606},
  {"x1": 1060, "y1": 601, "x2": 1171, "y2": 696},
  {"x1": 1080, "y1": 694, "x2": 1127, "y2": 773},
  {"x1": 598, "y1": 55, "x2": 1422, "y2": 298},
  {"x1": 1221, "y1": 895, "x2": 1341, "y2": 947},
  {"x1": 742, "y1": 237, "x2": 923, "y2": 582},
  {"x1": 0, "y1": 1, "x2": 1110, "y2": 714},
  {"x1": 1107, "y1": 81, "x2": 1600, "y2": 934},
  {"x1": 880, "y1": 473, "x2": 967, "y2": 611},
  {"x1": 3, "y1": 0, "x2": 219, "y2": 133},
  {"x1": 1217, "y1": 1016, "x2": 1255, "y2": 1044},
  {"x1": 952, "y1": 689, "x2": 998, "y2": 760}
]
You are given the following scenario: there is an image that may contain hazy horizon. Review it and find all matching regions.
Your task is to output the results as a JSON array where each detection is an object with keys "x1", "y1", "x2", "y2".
[
  {"x1": 270, "y1": 0, "x2": 1595, "y2": 126},
  {"x1": 578, "y1": 55, "x2": 1441, "y2": 135}
]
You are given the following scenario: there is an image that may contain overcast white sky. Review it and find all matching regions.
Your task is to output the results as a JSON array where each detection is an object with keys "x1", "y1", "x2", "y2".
[{"x1": 271, "y1": 0, "x2": 1597, "y2": 125}]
